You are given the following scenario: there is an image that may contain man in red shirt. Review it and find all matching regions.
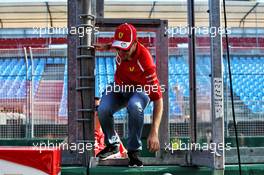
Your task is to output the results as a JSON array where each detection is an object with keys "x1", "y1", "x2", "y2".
[{"x1": 95, "y1": 23, "x2": 163, "y2": 167}]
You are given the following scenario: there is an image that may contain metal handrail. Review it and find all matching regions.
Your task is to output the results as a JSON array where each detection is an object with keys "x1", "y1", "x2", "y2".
[
  {"x1": 23, "y1": 47, "x2": 31, "y2": 138},
  {"x1": 29, "y1": 47, "x2": 34, "y2": 138}
]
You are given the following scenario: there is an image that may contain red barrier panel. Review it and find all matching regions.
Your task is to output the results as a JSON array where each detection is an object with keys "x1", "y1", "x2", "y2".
[{"x1": 0, "y1": 146, "x2": 61, "y2": 175}]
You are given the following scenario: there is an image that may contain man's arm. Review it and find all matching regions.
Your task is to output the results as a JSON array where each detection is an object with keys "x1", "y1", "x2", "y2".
[
  {"x1": 147, "y1": 98, "x2": 163, "y2": 152},
  {"x1": 94, "y1": 43, "x2": 112, "y2": 50}
]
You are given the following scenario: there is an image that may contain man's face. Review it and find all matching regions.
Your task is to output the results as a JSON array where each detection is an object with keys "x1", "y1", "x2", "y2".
[{"x1": 115, "y1": 42, "x2": 136, "y2": 61}]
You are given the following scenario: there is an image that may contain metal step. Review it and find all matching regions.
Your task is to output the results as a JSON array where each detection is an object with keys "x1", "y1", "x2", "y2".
[
  {"x1": 77, "y1": 108, "x2": 94, "y2": 112},
  {"x1": 76, "y1": 86, "x2": 94, "y2": 90},
  {"x1": 76, "y1": 55, "x2": 94, "y2": 59},
  {"x1": 77, "y1": 45, "x2": 94, "y2": 49},
  {"x1": 76, "y1": 118, "x2": 92, "y2": 122},
  {"x1": 77, "y1": 76, "x2": 95, "y2": 80}
]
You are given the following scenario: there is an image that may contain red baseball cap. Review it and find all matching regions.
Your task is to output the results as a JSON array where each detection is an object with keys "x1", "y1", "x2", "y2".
[{"x1": 112, "y1": 23, "x2": 137, "y2": 51}]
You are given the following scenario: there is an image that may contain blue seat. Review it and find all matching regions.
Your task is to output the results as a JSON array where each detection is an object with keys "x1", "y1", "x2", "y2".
[
  {"x1": 54, "y1": 58, "x2": 62, "y2": 64},
  {"x1": 47, "y1": 58, "x2": 54, "y2": 64}
]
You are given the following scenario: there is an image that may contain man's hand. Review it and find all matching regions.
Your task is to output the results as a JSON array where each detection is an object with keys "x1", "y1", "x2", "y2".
[
  {"x1": 147, "y1": 98, "x2": 163, "y2": 153},
  {"x1": 147, "y1": 129, "x2": 160, "y2": 152},
  {"x1": 94, "y1": 43, "x2": 112, "y2": 50}
]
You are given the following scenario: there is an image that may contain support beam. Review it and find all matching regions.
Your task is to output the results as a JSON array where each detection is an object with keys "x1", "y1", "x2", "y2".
[
  {"x1": 96, "y1": 0, "x2": 104, "y2": 18},
  {"x1": 149, "y1": 1, "x2": 156, "y2": 18},
  {"x1": 65, "y1": 0, "x2": 96, "y2": 166},
  {"x1": 0, "y1": 19, "x2": 3, "y2": 28},
  {"x1": 77, "y1": 0, "x2": 95, "y2": 166},
  {"x1": 156, "y1": 20, "x2": 169, "y2": 152},
  {"x1": 65, "y1": 0, "x2": 83, "y2": 165},
  {"x1": 95, "y1": 18, "x2": 162, "y2": 28},
  {"x1": 187, "y1": 0, "x2": 197, "y2": 144},
  {"x1": 239, "y1": 2, "x2": 259, "y2": 27},
  {"x1": 45, "y1": 2, "x2": 53, "y2": 27},
  {"x1": 209, "y1": 0, "x2": 224, "y2": 170},
  {"x1": 226, "y1": 147, "x2": 264, "y2": 164}
]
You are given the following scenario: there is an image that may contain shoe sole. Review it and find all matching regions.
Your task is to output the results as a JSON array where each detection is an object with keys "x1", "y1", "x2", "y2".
[
  {"x1": 128, "y1": 165, "x2": 143, "y2": 168},
  {"x1": 99, "y1": 152, "x2": 121, "y2": 160}
]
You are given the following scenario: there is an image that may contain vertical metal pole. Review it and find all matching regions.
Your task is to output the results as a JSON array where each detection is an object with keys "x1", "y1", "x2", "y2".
[
  {"x1": 156, "y1": 20, "x2": 169, "y2": 153},
  {"x1": 187, "y1": 0, "x2": 197, "y2": 144},
  {"x1": 29, "y1": 47, "x2": 34, "y2": 138},
  {"x1": 65, "y1": 0, "x2": 83, "y2": 165},
  {"x1": 66, "y1": 0, "x2": 96, "y2": 166},
  {"x1": 78, "y1": 0, "x2": 95, "y2": 166},
  {"x1": 209, "y1": 0, "x2": 225, "y2": 170},
  {"x1": 82, "y1": 0, "x2": 92, "y2": 45},
  {"x1": 96, "y1": 0, "x2": 104, "y2": 18},
  {"x1": 255, "y1": 9, "x2": 259, "y2": 48},
  {"x1": 67, "y1": 0, "x2": 76, "y2": 146},
  {"x1": 23, "y1": 47, "x2": 30, "y2": 138}
]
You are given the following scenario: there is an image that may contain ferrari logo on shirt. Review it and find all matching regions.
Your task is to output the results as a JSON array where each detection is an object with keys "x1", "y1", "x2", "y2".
[
  {"x1": 129, "y1": 67, "x2": 135, "y2": 72},
  {"x1": 118, "y1": 32, "x2": 124, "y2": 39}
]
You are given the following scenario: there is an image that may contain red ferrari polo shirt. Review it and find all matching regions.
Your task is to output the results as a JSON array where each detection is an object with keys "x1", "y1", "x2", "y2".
[{"x1": 114, "y1": 41, "x2": 162, "y2": 101}]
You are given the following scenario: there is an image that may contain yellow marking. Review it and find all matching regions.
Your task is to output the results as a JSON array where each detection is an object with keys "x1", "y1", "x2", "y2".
[
  {"x1": 118, "y1": 32, "x2": 124, "y2": 39},
  {"x1": 129, "y1": 67, "x2": 135, "y2": 72}
]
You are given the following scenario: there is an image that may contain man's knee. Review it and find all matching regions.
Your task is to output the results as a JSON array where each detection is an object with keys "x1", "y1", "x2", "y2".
[{"x1": 127, "y1": 101, "x2": 143, "y2": 114}]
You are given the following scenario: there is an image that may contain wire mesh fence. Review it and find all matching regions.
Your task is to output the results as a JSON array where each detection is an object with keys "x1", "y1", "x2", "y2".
[
  {"x1": 168, "y1": 46, "x2": 264, "y2": 143},
  {"x1": 224, "y1": 48, "x2": 264, "y2": 140},
  {"x1": 0, "y1": 48, "x2": 28, "y2": 138},
  {"x1": 30, "y1": 48, "x2": 67, "y2": 138},
  {"x1": 0, "y1": 47, "x2": 67, "y2": 139},
  {"x1": 168, "y1": 48, "x2": 212, "y2": 141},
  {"x1": 0, "y1": 45, "x2": 264, "y2": 146}
]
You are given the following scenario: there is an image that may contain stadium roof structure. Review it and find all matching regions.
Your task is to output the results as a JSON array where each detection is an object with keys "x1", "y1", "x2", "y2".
[{"x1": 0, "y1": 0, "x2": 263, "y2": 28}]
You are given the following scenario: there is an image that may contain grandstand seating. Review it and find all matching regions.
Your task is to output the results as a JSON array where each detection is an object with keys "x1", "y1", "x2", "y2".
[
  {"x1": 0, "y1": 58, "x2": 65, "y2": 123},
  {"x1": 0, "y1": 58, "x2": 45, "y2": 98},
  {"x1": 0, "y1": 38, "x2": 67, "y2": 48},
  {"x1": 224, "y1": 56, "x2": 264, "y2": 113},
  {"x1": 1, "y1": 37, "x2": 264, "y2": 48},
  {"x1": 0, "y1": 55, "x2": 263, "y2": 121}
]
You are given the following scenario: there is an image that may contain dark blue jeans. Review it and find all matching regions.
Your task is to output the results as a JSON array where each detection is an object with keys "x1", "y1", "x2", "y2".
[{"x1": 98, "y1": 86, "x2": 150, "y2": 151}]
